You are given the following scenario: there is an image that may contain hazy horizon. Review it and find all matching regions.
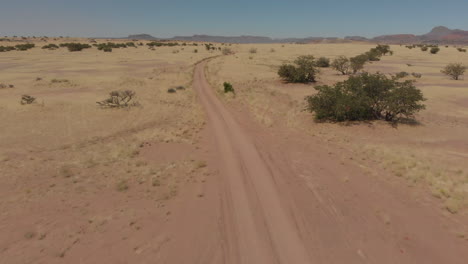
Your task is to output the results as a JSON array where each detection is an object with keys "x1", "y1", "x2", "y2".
[{"x1": 1, "y1": 0, "x2": 467, "y2": 38}]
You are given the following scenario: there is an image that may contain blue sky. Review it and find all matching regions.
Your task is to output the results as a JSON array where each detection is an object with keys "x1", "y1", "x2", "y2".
[{"x1": 1, "y1": 0, "x2": 467, "y2": 38}]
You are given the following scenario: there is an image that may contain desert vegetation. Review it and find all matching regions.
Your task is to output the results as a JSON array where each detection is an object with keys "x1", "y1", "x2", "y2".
[
  {"x1": 305, "y1": 73, "x2": 425, "y2": 122},
  {"x1": 278, "y1": 55, "x2": 319, "y2": 83},
  {"x1": 96, "y1": 90, "x2": 139, "y2": 108},
  {"x1": 441, "y1": 63, "x2": 466, "y2": 80}
]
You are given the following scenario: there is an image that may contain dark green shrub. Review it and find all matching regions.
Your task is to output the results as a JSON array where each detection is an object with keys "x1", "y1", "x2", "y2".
[
  {"x1": 0, "y1": 46, "x2": 16, "y2": 52},
  {"x1": 315, "y1": 57, "x2": 330, "y2": 68},
  {"x1": 430, "y1": 47, "x2": 440, "y2": 54},
  {"x1": 305, "y1": 72, "x2": 425, "y2": 122},
  {"x1": 394, "y1": 71, "x2": 409, "y2": 79},
  {"x1": 421, "y1": 46, "x2": 428, "y2": 51},
  {"x1": 62, "y1": 43, "x2": 91, "y2": 52},
  {"x1": 441, "y1": 63, "x2": 466, "y2": 80},
  {"x1": 457, "y1": 48, "x2": 466, "y2": 52},
  {"x1": 278, "y1": 55, "x2": 319, "y2": 83},
  {"x1": 365, "y1": 49, "x2": 381, "y2": 61},
  {"x1": 375, "y1": 44, "x2": 392, "y2": 55},
  {"x1": 103, "y1": 47, "x2": 112, "y2": 52},
  {"x1": 223, "y1": 82, "x2": 234, "y2": 93},
  {"x1": 42, "y1": 44, "x2": 59, "y2": 50},
  {"x1": 349, "y1": 54, "x2": 368, "y2": 74},
  {"x1": 15, "y1": 43, "x2": 35, "y2": 51},
  {"x1": 331, "y1": 56, "x2": 350, "y2": 75},
  {"x1": 167, "y1": 88, "x2": 177, "y2": 93}
]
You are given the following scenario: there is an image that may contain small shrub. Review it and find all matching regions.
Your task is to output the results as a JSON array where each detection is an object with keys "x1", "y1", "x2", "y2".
[
  {"x1": 421, "y1": 46, "x2": 428, "y2": 51},
  {"x1": 331, "y1": 56, "x2": 350, "y2": 75},
  {"x1": 62, "y1": 43, "x2": 91, "y2": 52},
  {"x1": 315, "y1": 57, "x2": 330, "y2": 68},
  {"x1": 394, "y1": 71, "x2": 409, "y2": 79},
  {"x1": 42, "y1": 44, "x2": 59, "y2": 50},
  {"x1": 457, "y1": 48, "x2": 466, "y2": 52},
  {"x1": 20, "y1": 95, "x2": 36, "y2": 105},
  {"x1": 270, "y1": 48, "x2": 276, "y2": 53},
  {"x1": 0, "y1": 83, "x2": 14, "y2": 89},
  {"x1": 117, "y1": 180, "x2": 129, "y2": 192},
  {"x1": 15, "y1": 43, "x2": 35, "y2": 51},
  {"x1": 103, "y1": 47, "x2": 112, "y2": 52},
  {"x1": 411, "y1": 72, "x2": 422, "y2": 78},
  {"x1": 193, "y1": 49, "x2": 198, "y2": 53},
  {"x1": 223, "y1": 82, "x2": 234, "y2": 93},
  {"x1": 441, "y1": 63, "x2": 466, "y2": 80},
  {"x1": 249, "y1": 48, "x2": 257, "y2": 54},
  {"x1": 430, "y1": 47, "x2": 440, "y2": 54},
  {"x1": 51, "y1": 79, "x2": 69, "y2": 84},
  {"x1": 97, "y1": 90, "x2": 138, "y2": 108},
  {"x1": 222, "y1": 47, "x2": 233, "y2": 55},
  {"x1": 305, "y1": 72, "x2": 425, "y2": 122},
  {"x1": 167, "y1": 88, "x2": 177, "y2": 93},
  {"x1": 176, "y1": 86, "x2": 185, "y2": 90}
]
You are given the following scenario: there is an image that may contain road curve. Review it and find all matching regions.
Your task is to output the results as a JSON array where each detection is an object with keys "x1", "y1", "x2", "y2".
[{"x1": 192, "y1": 60, "x2": 312, "y2": 264}]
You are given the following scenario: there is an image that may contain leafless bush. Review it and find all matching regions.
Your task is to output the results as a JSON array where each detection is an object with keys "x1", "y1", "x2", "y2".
[
  {"x1": 20, "y1": 95, "x2": 36, "y2": 105},
  {"x1": 97, "y1": 90, "x2": 139, "y2": 108}
]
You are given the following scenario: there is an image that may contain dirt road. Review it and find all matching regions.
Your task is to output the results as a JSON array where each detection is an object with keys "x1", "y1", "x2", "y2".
[{"x1": 191, "y1": 59, "x2": 468, "y2": 264}]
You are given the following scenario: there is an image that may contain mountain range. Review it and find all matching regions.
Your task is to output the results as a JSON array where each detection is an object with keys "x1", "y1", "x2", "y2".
[{"x1": 127, "y1": 26, "x2": 468, "y2": 44}]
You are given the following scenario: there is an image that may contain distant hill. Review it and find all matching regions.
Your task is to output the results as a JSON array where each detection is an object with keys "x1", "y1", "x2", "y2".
[
  {"x1": 126, "y1": 26, "x2": 468, "y2": 44},
  {"x1": 127, "y1": 34, "x2": 158, "y2": 40},
  {"x1": 372, "y1": 26, "x2": 468, "y2": 44}
]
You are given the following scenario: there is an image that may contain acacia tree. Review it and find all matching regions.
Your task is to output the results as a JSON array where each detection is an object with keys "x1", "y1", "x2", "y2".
[
  {"x1": 278, "y1": 55, "x2": 319, "y2": 83},
  {"x1": 331, "y1": 56, "x2": 350, "y2": 75},
  {"x1": 441, "y1": 63, "x2": 466, "y2": 80}
]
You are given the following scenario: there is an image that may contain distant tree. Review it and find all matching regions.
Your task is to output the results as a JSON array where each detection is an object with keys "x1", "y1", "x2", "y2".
[
  {"x1": 278, "y1": 55, "x2": 319, "y2": 83},
  {"x1": 430, "y1": 47, "x2": 440, "y2": 54},
  {"x1": 315, "y1": 57, "x2": 330, "y2": 68},
  {"x1": 331, "y1": 56, "x2": 350, "y2": 75},
  {"x1": 441, "y1": 63, "x2": 466, "y2": 80},
  {"x1": 349, "y1": 54, "x2": 368, "y2": 74}
]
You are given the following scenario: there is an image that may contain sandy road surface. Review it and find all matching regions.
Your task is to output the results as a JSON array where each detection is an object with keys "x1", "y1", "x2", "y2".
[{"x1": 191, "y1": 59, "x2": 468, "y2": 264}]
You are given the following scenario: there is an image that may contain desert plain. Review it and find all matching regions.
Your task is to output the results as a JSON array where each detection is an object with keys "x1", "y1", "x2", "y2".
[{"x1": 1, "y1": 38, "x2": 468, "y2": 263}]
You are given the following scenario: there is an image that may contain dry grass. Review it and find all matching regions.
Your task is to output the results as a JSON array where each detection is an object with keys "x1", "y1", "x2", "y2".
[{"x1": 206, "y1": 43, "x2": 468, "y2": 213}]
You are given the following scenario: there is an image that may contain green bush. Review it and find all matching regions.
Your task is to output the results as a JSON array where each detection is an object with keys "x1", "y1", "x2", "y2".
[
  {"x1": 394, "y1": 71, "x2": 409, "y2": 79},
  {"x1": 349, "y1": 54, "x2": 368, "y2": 74},
  {"x1": 421, "y1": 46, "x2": 428, "y2": 51},
  {"x1": 61, "y1": 43, "x2": 91, "y2": 52},
  {"x1": 331, "y1": 56, "x2": 350, "y2": 75},
  {"x1": 457, "y1": 48, "x2": 466, "y2": 52},
  {"x1": 441, "y1": 63, "x2": 466, "y2": 80},
  {"x1": 430, "y1": 47, "x2": 440, "y2": 54},
  {"x1": 315, "y1": 57, "x2": 330, "y2": 68},
  {"x1": 15, "y1": 43, "x2": 35, "y2": 51},
  {"x1": 375, "y1": 44, "x2": 392, "y2": 55},
  {"x1": 0, "y1": 46, "x2": 16, "y2": 52},
  {"x1": 223, "y1": 82, "x2": 234, "y2": 93},
  {"x1": 42, "y1": 44, "x2": 59, "y2": 50},
  {"x1": 278, "y1": 55, "x2": 319, "y2": 83},
  {"x1": 365, "y1": 49, "x2": 381, "y2": 61},
  {"x1": 305, "y1": 72, "x2": 425, "y2": 122}
]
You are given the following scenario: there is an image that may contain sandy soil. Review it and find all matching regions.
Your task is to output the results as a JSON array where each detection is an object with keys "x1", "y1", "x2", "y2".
[{"x1": 1, "y1": 40, "x2": 467, "y2": 263}]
